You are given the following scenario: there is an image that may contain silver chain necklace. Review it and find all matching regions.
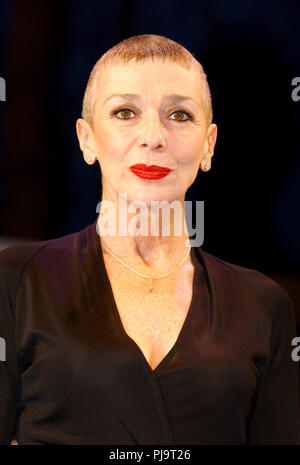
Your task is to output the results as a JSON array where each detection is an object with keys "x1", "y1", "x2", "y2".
[{"x1": 101, "y1": 241, "x2": 192, "y2": 294}]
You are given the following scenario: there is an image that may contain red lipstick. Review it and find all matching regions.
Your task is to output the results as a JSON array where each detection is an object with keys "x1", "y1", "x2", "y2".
[{"x1": 130, "y1": 164, "x2": 172, "y2": 180}]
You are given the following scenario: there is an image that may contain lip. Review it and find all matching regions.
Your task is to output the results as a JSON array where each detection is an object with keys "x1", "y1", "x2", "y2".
[{"x1": 129, "y1": 164, "x2": 172, "y2": 180}]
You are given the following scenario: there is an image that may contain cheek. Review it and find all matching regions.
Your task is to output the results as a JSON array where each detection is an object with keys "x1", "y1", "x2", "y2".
[
  {"x1": 94, "y1": 128, "x2": 125, "y2": 163},
  {"x1": 174, "y1": 138, "x2": 203, "y2": 165},
  {"x1": 97, "y1": 121, "x2": 136, "y2": 150}
]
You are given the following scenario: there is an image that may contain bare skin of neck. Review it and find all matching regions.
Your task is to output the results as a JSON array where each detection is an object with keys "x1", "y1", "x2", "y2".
[{"x1": 97, "y1": 198, "x2": 192, "y2": 275}]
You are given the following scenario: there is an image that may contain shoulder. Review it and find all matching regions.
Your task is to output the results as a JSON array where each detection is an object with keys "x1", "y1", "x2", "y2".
[
  {"x1": 0, "y1": 225, "x2": 89, "y2": 303},
  {"x1": 199, "y1": 247, "x2": 295, "y2": 320}
]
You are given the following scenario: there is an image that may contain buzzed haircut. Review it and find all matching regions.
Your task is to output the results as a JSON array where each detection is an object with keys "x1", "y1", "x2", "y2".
[{"x1": 81, "y1": 34, "x2": 213, "y2": 128}]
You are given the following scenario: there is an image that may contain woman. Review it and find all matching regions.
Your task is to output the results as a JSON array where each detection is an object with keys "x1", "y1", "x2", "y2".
[{"x1": 1, "y1": 34, "x2": 300, "y2": 445}]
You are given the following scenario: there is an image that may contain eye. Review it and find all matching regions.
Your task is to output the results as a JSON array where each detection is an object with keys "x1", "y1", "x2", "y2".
[
  {"x1": 111, "y1": 107, "x2": 194, "y2": 122},
  {"x1": 112, "y1": 108, "x2": 136, "y2": 120},
  {"x1": 169, "y1": 110, "x2": 193, "y2": 122}
]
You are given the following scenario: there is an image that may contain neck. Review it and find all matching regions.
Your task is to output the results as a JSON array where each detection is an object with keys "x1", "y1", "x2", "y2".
[{"x1": 96, "y1": 193, "x2": 192, "y2": 274}]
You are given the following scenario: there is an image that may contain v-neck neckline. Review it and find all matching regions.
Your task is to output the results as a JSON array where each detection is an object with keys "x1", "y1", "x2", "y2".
[{"x1": 93, "y1": 221, "x2": 202, "y2": 375}]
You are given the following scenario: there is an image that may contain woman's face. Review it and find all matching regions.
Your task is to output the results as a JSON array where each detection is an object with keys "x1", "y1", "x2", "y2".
[{"x1": 78, "y1": 59, "x2": 217, "y2": 206}]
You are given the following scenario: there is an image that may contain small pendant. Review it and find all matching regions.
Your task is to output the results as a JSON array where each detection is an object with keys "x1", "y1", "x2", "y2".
[{"x1": 147, "y1": 276, "x2": 153, "y2": 293}]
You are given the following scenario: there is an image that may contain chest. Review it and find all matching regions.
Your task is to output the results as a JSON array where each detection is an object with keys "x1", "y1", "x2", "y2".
[{"x1": 103, "y1": 258, "x2": 195, "y2": 371}]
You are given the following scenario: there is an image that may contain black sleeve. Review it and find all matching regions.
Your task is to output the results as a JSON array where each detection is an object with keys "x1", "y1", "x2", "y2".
[
  {"x1": 0, "y1": 241, "x2": 46, "y2": 444},
  {"x1": 248, "y1": 289, "x2": 300, "y2": 444},
  {"x1": 0, "y1": 246, "x2": 22, "y2": 444}
]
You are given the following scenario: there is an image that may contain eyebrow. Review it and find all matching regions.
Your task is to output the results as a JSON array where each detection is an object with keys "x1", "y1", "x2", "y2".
[{"x1": 103, "y1": 93, "x2": 198, "y2": 106}]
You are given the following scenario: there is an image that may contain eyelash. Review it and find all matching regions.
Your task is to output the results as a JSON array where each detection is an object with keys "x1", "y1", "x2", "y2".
[{"x1": 111, "y1": 107, "x2": 194, "y2": 122}]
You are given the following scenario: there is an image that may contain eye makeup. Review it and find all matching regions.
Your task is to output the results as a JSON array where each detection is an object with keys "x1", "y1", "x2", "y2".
[{"x1": 110, "y1": 107, "x2": 195, "y2": 123}]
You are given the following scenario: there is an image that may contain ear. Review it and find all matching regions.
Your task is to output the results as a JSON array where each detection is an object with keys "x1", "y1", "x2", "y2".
[
  {"x1": 200, "y1": 123, "x2": 218, "y2": 172},
  {"x1": 76, "y1": 118, "x2": 94, "y2": 151},
  {"x1": 207, "y1": 123, "x2": 217, "y2": 158},
  {"x1": 76, "y1": 118, "x2": 96, "y2": 165}
]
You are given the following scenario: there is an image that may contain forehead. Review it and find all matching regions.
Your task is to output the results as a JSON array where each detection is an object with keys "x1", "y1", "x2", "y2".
[{"x1": 96, "y1": 59, "x2": 203, "y2": 105}]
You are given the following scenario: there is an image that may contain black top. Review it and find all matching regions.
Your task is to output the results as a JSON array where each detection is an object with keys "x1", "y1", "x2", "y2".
[{"x1": 0, "y1": 219, "x2": 300, "y2": 445}]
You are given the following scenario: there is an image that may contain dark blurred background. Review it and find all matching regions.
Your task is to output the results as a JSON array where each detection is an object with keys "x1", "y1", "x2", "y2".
[{"x1": 0, "y1": 0, "x2": 299, "y2": 326}]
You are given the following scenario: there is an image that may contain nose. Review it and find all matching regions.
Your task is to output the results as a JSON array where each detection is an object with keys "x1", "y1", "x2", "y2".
[{"x1": 139, "y1": 111, "x2": 167, "y2": 151}]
